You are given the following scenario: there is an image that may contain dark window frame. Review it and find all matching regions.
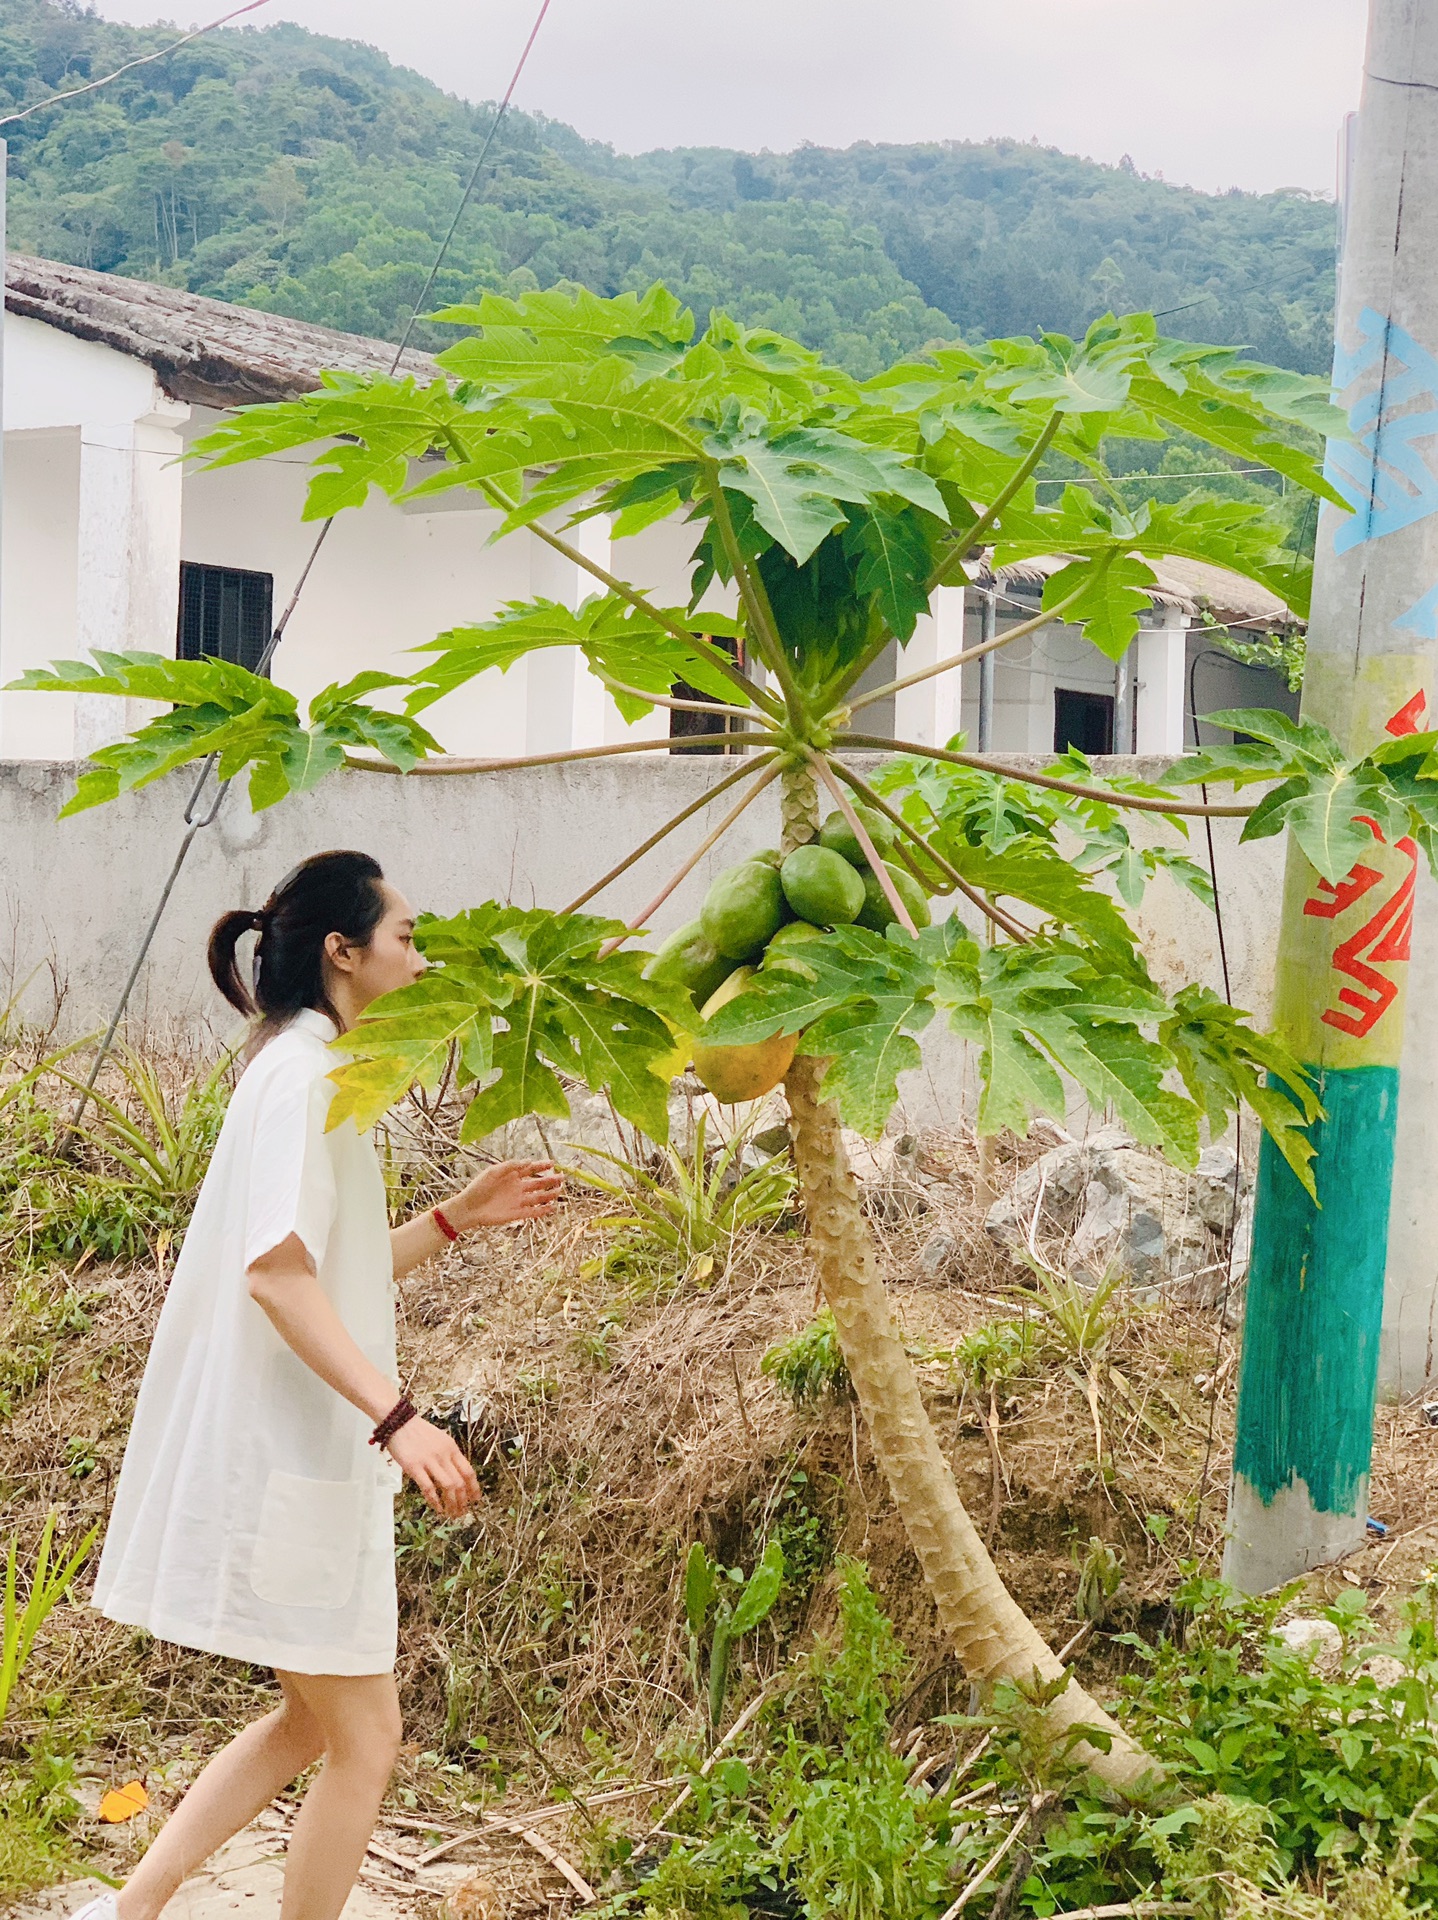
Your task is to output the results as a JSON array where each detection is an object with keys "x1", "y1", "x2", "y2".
[
  {"x1": 669, "y1": 634, "x2": 747, "y2": 755},
  {"x1": 177, "y1": 562, "x2": 274, "y2": 674},
  {"x1": 1053, "y1": 687, "x2": 1115, "y2": 756}
]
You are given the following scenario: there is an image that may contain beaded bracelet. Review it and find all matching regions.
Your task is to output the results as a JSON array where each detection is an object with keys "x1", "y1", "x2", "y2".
[{"x1": 369, "y1": 1395, "x2": 417, "y2": 1451}]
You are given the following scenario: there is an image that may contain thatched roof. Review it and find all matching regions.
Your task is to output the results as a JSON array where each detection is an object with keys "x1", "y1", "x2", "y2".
[
  {"x1": 5, "y1": 254, "x2": 435, "y2": 409},
  {"x1": 981, "y1": 552, "x2": 1300, "y2": 631}
]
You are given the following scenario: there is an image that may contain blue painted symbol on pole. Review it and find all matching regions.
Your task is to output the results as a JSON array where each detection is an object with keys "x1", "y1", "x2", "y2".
[
  {"x1": 1394, "y1": 583, "x2": 1438, "y2": 640},
  {"x1": 1326, "y1": 309, "x2": 1438, "y2": 552}
]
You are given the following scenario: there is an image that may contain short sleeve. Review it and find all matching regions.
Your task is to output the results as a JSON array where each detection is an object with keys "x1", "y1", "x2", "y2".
[{"x1": 243, "y1": 1057, "x2": 340, "y2": 1273}]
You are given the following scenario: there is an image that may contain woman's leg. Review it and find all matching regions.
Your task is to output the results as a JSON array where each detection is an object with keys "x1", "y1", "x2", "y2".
[
  {"x1": 276, "y1": 1671, "x2": 403, "y2": 1920},
  {"x1": 116, "y1": 1675, "x2": 325, "y2": 1920}
]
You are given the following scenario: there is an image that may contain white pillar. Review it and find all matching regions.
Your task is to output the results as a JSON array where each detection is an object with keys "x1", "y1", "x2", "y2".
[
  {"x1": 525, "y1": 512, "x2": 616, "y2": 755},
  {"x1": 893, "y1": 586, "x2": 966, "y2": 747},
  {"x1": 1133, "y1": 615, "x2": 1188, "y2": 755},
  {"x1": 72, "y1": 409, "x2": 188, "y2": 758}
]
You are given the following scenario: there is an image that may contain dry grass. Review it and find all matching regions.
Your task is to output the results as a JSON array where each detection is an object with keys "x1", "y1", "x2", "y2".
[{"x1": 2, "y1": 1045, "x2": 1435, "y2": 1902}]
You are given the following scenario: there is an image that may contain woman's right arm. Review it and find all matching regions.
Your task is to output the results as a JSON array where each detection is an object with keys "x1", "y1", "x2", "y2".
[{"x1": 247, "y1": 1234, "x2": 480, "y2": 1518}]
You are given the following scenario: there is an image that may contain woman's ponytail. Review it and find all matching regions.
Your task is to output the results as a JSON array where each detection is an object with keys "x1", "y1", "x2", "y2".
[
  {"x1": 208, "y1": 908, "x2": 264, "y2": 1016},
  {"x1": 206, "y1": 851, "x2": 386, "y2": 1033}
]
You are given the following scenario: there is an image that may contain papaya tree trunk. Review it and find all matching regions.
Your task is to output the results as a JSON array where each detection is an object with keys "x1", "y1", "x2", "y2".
[{"x1": 778, "y1": 766, "x2": 1159, "y2": 1797}]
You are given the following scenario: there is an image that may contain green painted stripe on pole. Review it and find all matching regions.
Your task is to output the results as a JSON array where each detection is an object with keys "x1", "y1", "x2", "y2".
[{"x1": 1232, "y1": 1063, "x2": 1400, "y2": 1517}]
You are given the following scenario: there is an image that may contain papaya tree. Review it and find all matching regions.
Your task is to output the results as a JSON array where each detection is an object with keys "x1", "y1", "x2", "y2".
[{"x1": 22, "y1": 286, "x2": 1438, "y2": 1794}]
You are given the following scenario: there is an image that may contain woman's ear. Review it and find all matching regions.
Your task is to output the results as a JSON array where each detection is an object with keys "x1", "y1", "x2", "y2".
[{"x1": 324, "y1": 929, "x2": 355, "y2": 974}]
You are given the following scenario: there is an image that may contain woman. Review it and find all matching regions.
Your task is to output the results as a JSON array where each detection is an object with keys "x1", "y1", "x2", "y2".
[{"x1": 74, "y1": 850, "x2": 562, "y2": 1920}]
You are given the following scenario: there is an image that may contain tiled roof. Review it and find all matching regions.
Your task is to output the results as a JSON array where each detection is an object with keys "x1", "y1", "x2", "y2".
[{"x1": 5, "y1": 253, "x2": 435, "y2": 408}]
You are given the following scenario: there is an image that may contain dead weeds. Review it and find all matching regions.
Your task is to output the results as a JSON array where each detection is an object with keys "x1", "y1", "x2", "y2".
[{"x1": 4, "y1": 1057, "x2": 1438, "y2": 1903}]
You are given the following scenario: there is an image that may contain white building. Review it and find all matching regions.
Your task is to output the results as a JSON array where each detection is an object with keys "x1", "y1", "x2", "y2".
[{"x1": 1, "y1": 255, "x2": 1295, "y2": 765}]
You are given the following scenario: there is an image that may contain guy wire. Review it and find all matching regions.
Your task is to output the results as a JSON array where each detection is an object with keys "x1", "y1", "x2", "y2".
[{"x1": 67, "y1": 0, "x2": 557, "y2": 1130}]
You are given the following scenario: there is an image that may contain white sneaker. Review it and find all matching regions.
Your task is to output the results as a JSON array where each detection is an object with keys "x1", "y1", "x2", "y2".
[{"x1": 68, "y1": 1897, "x2": 119, "y2": 1920}]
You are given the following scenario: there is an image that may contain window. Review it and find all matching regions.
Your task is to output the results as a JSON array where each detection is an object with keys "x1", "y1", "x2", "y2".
[
  {"x1": 1053, "y1": 687, "x2": 1114, "y2": 755},
  {"x1": 669, "y1": 635, "x2": 745, "y2": 754},
  {"x1": 177, "y1": 563, "x2": 274, "y2": 673}
]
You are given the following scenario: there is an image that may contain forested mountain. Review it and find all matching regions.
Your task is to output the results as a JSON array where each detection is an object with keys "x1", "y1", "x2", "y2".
[{"x1": 3, "y1": 0, "x2": 1337, "y2": 376}]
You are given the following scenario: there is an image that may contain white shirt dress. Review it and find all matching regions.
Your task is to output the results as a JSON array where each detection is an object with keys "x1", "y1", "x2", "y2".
[{"x1": 92, "y1": 1009, "x2": 401, "y2": 1676}]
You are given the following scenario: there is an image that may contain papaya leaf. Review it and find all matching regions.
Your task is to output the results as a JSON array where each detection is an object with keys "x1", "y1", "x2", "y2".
[
  {"x1": 729, "y1": 1540, "x2": 785, "y2": 1636},
  {"x1": 326, "y1": 966, "x2": 499, "y2": 1135},
  {"x1": 1161, "y1": 985, "x2": 1321, "y2": 1197},
  {"x1": 406, "y1": 596, "x2": 745, "y2": 721},
  {"x1": 10, "y1": 652, "x2": 441, "y2": 815},
  {"x1": 1039, "y1": 550, "x2": 1155, "y2": 662},
  {"x1": 841, "y1": 503, "x2": 934, "y2": 643}
]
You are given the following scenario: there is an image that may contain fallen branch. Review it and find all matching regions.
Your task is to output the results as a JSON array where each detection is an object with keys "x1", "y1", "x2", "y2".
[
  {"x1": 1044, "y1": 1906, "x2": 1195, "y2": 1919},
  {"x1": 400, "y1": 1779, "x2": 675, "y2": 1865},
  {"x1": 642, "y1": 1685, "x2": 776, "y2": 1840},
  {"x1": 938, "y1": 1792, "x2": 1055, "y2": 1918},
  {"x1": 515, "y1": 1824, "x2": 597, "y2": 1903}
]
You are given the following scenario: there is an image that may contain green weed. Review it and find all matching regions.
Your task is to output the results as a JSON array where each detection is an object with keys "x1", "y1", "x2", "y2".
[
  {"x1": 573, "y1": 1114, "x2": 795, "y2": 1286},
  {"x1": 761, "y1": 1311, "x2": 851, "y2": 1409},
  {"x1": 684, "y1": 1540, "x2": 785, "y2": 1732},
  {"x1": 1, "y1": 1513, "x2": 99, "y2": 1728},
  {"x1": 0, "y1": 1746, "x2": 86, "y2": 1898}
]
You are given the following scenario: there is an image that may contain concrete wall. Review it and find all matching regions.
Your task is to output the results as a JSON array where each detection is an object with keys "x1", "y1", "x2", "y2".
[{"x1": 0, "y1": 753, "x2": 1280, "y2": 1127}]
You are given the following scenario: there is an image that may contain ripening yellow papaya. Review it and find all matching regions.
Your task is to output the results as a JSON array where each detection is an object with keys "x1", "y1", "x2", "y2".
[{"x1": 690, "y1": 967, "x2": 799, "y2": 1103}]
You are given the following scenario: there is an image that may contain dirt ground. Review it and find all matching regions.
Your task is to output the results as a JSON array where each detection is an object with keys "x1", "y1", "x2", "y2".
[{"x1": 9, "y1": 1096, "x2": 1438, "y2": 1910}]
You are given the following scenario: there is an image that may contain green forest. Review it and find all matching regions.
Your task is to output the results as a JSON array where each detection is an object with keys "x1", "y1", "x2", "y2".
[{"x1": 3, "y1": 0, "x2": 1337, "y2": 378}]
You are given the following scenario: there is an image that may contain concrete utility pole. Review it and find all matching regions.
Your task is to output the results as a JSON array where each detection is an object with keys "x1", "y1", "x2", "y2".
[{"x1": 1224, "y1": 0, "x2": 1438, "y2": 1592}]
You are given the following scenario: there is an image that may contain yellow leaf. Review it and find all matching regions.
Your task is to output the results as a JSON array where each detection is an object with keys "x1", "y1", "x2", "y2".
[{"x1": 98, "y1": 1780, "x2": 149, "y2": 1823}]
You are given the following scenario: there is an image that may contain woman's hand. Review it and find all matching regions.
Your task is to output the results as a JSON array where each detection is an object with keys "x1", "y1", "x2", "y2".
[
  {"x1": 448, "y1": 1159, "x2": 564, "y2": 1230},
  {"x1": 386, "y1": 1416, "x2": 481, "y2": 1519}
]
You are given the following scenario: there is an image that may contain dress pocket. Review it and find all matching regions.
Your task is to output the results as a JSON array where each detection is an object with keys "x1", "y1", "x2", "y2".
[{"x1": 249, "y1": 1471, "x2": 363, "y2": 1610}]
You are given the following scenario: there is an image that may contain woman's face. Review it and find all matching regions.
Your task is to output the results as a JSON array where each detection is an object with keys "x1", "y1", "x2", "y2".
[{"x1": 325, "y1": 883, "x2": 427, "y2": 1019}]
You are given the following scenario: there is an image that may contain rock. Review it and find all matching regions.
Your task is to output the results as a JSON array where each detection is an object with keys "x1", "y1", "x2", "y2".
[
  {"x1": 842, "y1": 1129, "x2": 930, "y2": 1221},
  {"x1": 985, "y1": 1126, "x2": 1253, "y2": 1290},
  {"x1": 915, "y1": 1229, "x2": 960, "y2": 1281},
  {"x1": 1273, "y1": 1616, "x2": 1342, "y2": 1665},
  {"x1": 483, "y1": 1090, "x2": 632, "y2": 1173}
]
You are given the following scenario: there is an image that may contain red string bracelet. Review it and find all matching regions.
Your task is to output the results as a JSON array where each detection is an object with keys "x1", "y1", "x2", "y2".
[
  {"x1": 432, "y1": 1206, "x2": 460, "y2": 1243},
  {"x1": 369, "y1": 1396, "x2": 416, "y2": 1450}
]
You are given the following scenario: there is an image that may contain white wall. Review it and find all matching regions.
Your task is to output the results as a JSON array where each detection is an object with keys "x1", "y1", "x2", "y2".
[
  {"x1": 1, "y1": 318, "x2": 187, "y2": 755},
  {"x1": 0, "y1": 429, "x2": 79, "y2": 760}
]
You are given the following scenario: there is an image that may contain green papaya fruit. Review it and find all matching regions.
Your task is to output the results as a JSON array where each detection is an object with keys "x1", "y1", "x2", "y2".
[
  {"x1": 644, "y1": 919, "x2": 735, "y2": 1013},
  {"x1": 780, "y1": 844, "x2": 866, "y2": 927},
  {"x1": 856, "y1": 860, "x2": 933, "y2": 932},
  {"x1": 817, "y1": 804, "x2": 895, "y2": 869},
  {"x1": 762, "y1": 919, "x2": 827, "y2": 979},
  {"x1": 700, "y1": 859, "x2": 788, "y2": 960},
  {"x1": 692, "y1": 967, "x2": 799, "y2": 1102},
  {"x1": 747, "y1": 846, "x2": 784, "y2": 868}
]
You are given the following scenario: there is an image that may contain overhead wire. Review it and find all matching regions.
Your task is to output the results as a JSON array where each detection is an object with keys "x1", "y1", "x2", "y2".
[
  {"x1": 0, "y1": 0, "x2": 274, "y2": 129},
  {"x1": 66, "y1": 0, "x2": 558, "y2": 1128}
]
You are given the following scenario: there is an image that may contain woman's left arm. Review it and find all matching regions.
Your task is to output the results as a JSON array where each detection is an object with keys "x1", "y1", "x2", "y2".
[{"x1": 390, "y1": 1158, "x2": 564, "y2": 1277}]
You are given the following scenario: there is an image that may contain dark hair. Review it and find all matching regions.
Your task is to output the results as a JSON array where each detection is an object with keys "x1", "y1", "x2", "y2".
[{"x1": 208, "y1": 850, "x2": 387, "y2": 1030}]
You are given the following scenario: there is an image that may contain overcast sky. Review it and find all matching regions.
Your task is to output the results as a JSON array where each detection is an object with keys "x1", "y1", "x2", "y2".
[{"x1": 94, "y1": 0, "x2": 1369, "y2": 197}]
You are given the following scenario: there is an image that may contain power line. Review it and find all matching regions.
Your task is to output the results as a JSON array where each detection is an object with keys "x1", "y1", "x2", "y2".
[
  {"x1": 0, "y1": 0, "x2": 273, "y2": 130},
  {"x1": 66, "y1": 0, "x2": 557, "y2": 1127}
]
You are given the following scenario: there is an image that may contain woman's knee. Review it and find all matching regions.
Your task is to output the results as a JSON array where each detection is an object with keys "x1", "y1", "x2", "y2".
[
  {"x1": 274, "y1": 1698, "x2": 326, "y2": 1768},
  {"x1": 291, "y1": 1676, "x2": 403, "y2": 1776}
]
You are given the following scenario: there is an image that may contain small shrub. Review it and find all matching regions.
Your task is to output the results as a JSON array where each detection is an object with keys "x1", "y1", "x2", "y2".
[
  {"x1": 572, "y1": 1113, "x2": 795, "y2": 1286},
  {"x1": 0, "y1": 1745, "x2": 84, "y2": 1897},
  {"x1": 762, "y1": 1311, "x2": 850, "y2": 1408}
]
